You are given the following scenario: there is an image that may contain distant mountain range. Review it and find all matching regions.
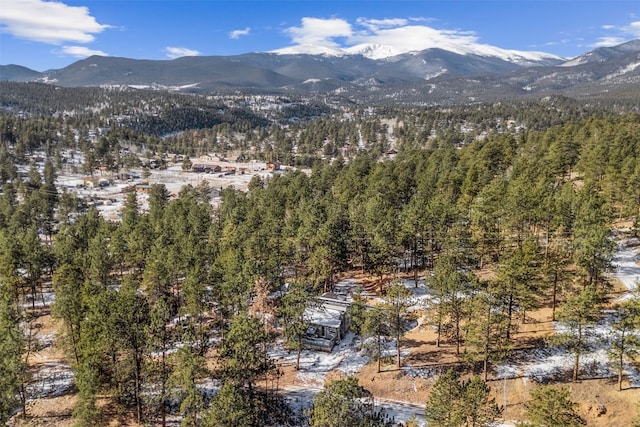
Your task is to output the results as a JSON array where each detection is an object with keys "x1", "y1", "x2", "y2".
[{"x1": 2, "y1": 39, "x2": 640, "y2": 104}]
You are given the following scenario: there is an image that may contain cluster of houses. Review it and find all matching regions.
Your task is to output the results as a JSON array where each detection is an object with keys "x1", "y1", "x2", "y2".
[
  {"x1": 190, "y1": 160, "x2": 281, "y2": 175},
  {"x1": 191, "y1": 164, "x2": 239, "y2": 175}
]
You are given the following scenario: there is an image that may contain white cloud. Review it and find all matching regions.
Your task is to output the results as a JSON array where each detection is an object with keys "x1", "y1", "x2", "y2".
[
  {"x1": 545, "y1": 39, "x2": 571, "y2": 47},
  {"x1": 624, "y1": 21, "x2": 640, "y2": 37},
  {"x1": 280, "y1": 16, "x2": 483, "y2": 54},
  {"x1": 229, "y1": 27, "x2": 250, "y2": 39},
  {"x1": 165, "y1": 46, "x2": 201, "y2": 59},
  {"x1": 355, "y1": 18, "x2": 408, "y2": 32},
  {"x1": 349, "y1": 24, "x2": 479, "y2": 52},
  {"x1": 55, "y1": 45, "x2": 108, "y2": 58},
  {"x1": 0, "y1": 0, "x2": 110, "y2": 44},
  {"x1": 593, "y1": 20, "x2": 640, "y2": 48},
  {"x1": 284, "y1": 17, "x2": 352, "y2": 47},
  {"x1": 275, "y1": 17, "x2": 563, "y2": 61},
  {"x1": 593, "y1": 36, "x2": 627, "y2": 47}
]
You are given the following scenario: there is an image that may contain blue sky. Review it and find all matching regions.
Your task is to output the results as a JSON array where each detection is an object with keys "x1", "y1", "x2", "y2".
[{"x1": 1, "y1": 0, "x2": 639, "y2": 71}]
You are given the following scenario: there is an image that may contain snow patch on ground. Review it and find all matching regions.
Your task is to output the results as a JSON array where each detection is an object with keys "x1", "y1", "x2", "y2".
[
  {"x1": 613, "y1": 237, "x2": 640, "y2": 297},
  {"x1": 269, "y1": 332, "x2": 369, "y2": 385},
  {"x1": 21, "y1": 289, "x2": 55, "y2": 309},
  {"x1": 27, "y1": 362, "x2": 75, "y2": 400},
  {"x1": 498, "y1": 235, "x2": 640, "y2": 385}
]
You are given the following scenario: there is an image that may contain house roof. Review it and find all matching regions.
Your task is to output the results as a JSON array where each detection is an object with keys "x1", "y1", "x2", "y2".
[{"x1": 304, "y1": 306, "x2": 343, "y2": 328}]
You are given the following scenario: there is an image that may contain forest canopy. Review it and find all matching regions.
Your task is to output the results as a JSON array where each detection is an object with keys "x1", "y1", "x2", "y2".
[{"x1": 1, "y1": 84, "x2": 639, "y2": 425}]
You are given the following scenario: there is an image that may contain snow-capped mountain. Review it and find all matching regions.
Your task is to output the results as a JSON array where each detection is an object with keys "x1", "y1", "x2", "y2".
[
  {"x1": 343, "y1": 44, "x2": 407, "y2": 60},
  {"x1": 272, "y1": 38, "x2": 564, "y2": 66},
  {"x1": 561, "y1": 39, "x2": 640, "y2": 67},
  {"x1": 269, "y1": 44, "x2": 348, "y2": 57},
  {"x1": 1, "y1": 39, "x2": 639, "y2": 105}
]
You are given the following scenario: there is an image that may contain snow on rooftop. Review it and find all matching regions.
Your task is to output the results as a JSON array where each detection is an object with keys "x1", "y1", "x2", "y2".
[{"x1": 304, "y1": 306, "x2": 343, "y2": 328}]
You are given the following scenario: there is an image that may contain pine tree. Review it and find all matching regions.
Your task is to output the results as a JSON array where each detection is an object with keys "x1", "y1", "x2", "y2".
[
  {"x1": 430, "y1": 254, "x2": 473, "y2": 353},
  {"x1": 217, "y1": 312, "x2": 274, "y2": 396},
  {"x1": 114, "y1": 277, "x2": 150, "y2": 423},
  {"x1": 347, "y1": 288, "x2": 368, "y2": 336},
  {"x1": 169, "y1": 347, "x2": 205, "y2": 427},
  {"x1": 608, "y1": 293, "x2": 640, "y2": 390},
  {"x1": 0, "y1": 280, "x2": 25, "y2": 422},
  {"x1": 146, "y1": 297, "x2": 173, "y2": 426},
  {"x1": 425, "y1": 369, "x2": 464, "y2": 427},
  {"x1": 425, "y1": 370, "x2": 502, "y2": 427},
  {"x1": 74, "y1": 289, "x2": 117, "y2": 425},
  {"x1": 382, "y1": 280, "x2": 412, "y2": 368},
  {"x1": 572, "y1": 186, "x2": 615, "y2": 288},
  {"x1": 362, "y1": 304, "x2": 388, "y2": 373},
  {"x1": 464, "y1": 291, "x2": 511, "y2": 381},
  {"x1": 493, "y1": 239, "x2": 542, "y2": 338},
  {"x1": 523, "y1": 385, "x2": 585, "y2": 427},
  {"x1": 542, "y1": 237, "x2": 572, "y2": 321},
  {"x1": 52, "y1": 263, "x2": 84, "y2": 363},
  {"x1": 280, "y1": 281, "x2": 310, "y2": 370},
  {"x1": 461, "y1": 376, "x2": 502, "y2": 427},
  {"x1": 308, "y1": 377, "x2": 393, "y2": 427},
  {"x1": 555, "y1": 285, "x2": 602, "y2": 382},
  {"x1": 182, "y1": 155, "x2": 193, "y2": 171},
  {"x1": 203, "y1": 381, "x2": 253, "y2": 427}
]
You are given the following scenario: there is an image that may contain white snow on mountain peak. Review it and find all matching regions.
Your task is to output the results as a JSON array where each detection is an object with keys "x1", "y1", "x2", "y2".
[
  {"x1": 271, "y1": 44, "x2": 348, "y2": 57},
  {"x1": 343, "y1": 43, "x2": 410, "y2": 59},
  {"x1": 271, "y1": 40, "x2": 563, "y2": 64},
  {"x1": 270, "y1": 18, "x2": 574, "y2": 65}
]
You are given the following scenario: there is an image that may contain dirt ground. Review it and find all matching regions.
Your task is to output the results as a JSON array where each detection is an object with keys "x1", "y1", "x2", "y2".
[
  {"x1": 283, "y1": 270, "x2": 640, "y2": 426},
  {"x1": 10, "y1": 267, "x2": 640, "y2": 426}
]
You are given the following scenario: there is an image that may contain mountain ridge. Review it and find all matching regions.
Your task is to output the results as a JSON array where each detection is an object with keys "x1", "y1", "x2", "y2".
[{"x1": 1, "y1": 39, "x2": 639, "y2": 104}]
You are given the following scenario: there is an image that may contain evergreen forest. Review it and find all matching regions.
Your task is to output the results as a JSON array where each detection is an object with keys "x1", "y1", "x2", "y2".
[{"x1": 1, "y1": 82, "x2": 640, "y2": 426}]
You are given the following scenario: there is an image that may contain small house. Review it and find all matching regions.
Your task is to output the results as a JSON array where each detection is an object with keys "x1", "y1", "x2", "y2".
[
  {"x1": 223, "y1": 166, "x2": 237, "y2": 175},
  {"x1": 192, "y1": 164, "x2": 221, "y2": 174},
  {"x1": 384, "y1": 148, "x2": 398, "y2": 159},
  {"x1": 83, "y1": 177, "x2": 109, "y2": 188},
  {"x1": 83, "y1": 178, "x2": 97, "y2": 189},
  {"x1": 135, "y1": 184, "x2": 153, "y2": 194},
  {"x1": 266, "y1": 161, "x2": 281, "y2": 172},
  {"x1": 231, "y1": 153, "x2": 246, "y2": 163},
  {"x1": 302, "y1": 292, "x2": 351, "y2": 352}
]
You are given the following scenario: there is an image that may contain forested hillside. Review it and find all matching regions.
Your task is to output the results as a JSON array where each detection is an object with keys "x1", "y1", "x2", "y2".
[{"x1": 1, "y1": 83, "x2": 639, "y2": 426}]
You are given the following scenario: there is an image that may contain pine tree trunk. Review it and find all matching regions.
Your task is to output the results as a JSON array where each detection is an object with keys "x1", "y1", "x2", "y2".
[
  {"x1": 618, "y1": 369, "x2": 623, "y2": 391},
  {"x1": 135, "y1": 354, "x2": 143, "y2": 423},
  {"x1": 552, "y1": 278, "x2": 558, "y2": 321},
  {"x1": 619, "y1": 350, "x2": 624, "y2": 391},
  {"x1": 21, "y1": 382, "x2": 27, "y2": 419},
  {"x1": 483, "y1": 354, "x2": 488, "y2": 382},
  {"x1": 573, "y1": 324, "x2": 582, "y2": 382},
  {"x1": 484, "y1": 306, "x2": 491, "y2": 382},
  {"x1": 377, "y1": 334, "x2": 382, "y2": 373},
  {"x1": 161, "y1": 346, "x2": 167, "y2": 427},
  {"x1": 397, "y1": 314, "x2": 401, "y2": 369},
  {"x1": 436, "y1": 310, "x2": 442, "y2": 347},
  {"x1": 68, "y1": 322, "x2": 79, "y2": 364},
  {"x1": 506, "y1": 293, "x2": 513, "y2": 341},
  {"x1": 413, "y1": 240, "x2": 418, "y2": 287}
]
